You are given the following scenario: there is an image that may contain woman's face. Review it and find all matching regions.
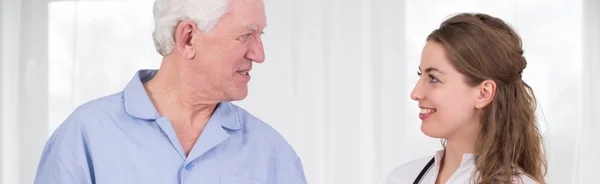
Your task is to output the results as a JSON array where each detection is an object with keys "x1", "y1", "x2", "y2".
[{"x1": 410, "y1": 41, "x2": 482, "y2": 139}]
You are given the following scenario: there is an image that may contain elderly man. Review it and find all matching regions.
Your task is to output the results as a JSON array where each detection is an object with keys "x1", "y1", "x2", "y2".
[{"x1": 34, "y1": 0, "x2": 307, "y2": 183}]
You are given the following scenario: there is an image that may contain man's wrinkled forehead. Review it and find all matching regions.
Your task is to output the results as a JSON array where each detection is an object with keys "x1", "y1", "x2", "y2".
[
  {"x1": 226, "y1": 0, "x2": 265, "y2": 13},
  {"x1": 221, "y1": 0, "x2": 267, "y2": 27}
]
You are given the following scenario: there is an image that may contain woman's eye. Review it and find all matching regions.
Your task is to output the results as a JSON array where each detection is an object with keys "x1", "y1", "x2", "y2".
[{"x1": 429, "y1": 75, "x2": 439, "y2": 83}]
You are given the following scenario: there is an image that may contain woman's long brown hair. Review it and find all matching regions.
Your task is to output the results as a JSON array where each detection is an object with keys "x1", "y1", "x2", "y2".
[{"x1": 426, "y1": 13, "x2": 547, "y2": 183}]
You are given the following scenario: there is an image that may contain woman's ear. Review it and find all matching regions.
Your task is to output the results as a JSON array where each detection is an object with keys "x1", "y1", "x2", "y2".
[{"x1": 474, "y1": 80, "x2": 496, "y2": 109}]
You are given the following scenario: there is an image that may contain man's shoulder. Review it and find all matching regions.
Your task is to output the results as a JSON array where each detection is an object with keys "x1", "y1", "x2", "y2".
[
  {"x1": 69, "y1": 92, "x2": 125, "y2": 119},
  {"x1": 224, "y1": 102, "x2": 296, "y2": 149},
  {"x1": 223, "y1": 103, "x2": 305, "y2": 183},
  {"x1": 53, "y1": 92, "x2": 125, "y2": 133},
  {"x1": 46, "y1": 92, "x2": 126, "y2": 148},
  {"x1": 225, "y1": 102, "x2": 283, "y2": 138}
]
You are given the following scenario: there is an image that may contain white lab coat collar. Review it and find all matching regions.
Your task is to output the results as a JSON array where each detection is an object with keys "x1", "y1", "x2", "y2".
[
  {"x1": 433, "y1": 149, "x2": 476, "y2": 177},
  {"x1": 386, "y1": 149, "x2": 539, "y2": 184}
]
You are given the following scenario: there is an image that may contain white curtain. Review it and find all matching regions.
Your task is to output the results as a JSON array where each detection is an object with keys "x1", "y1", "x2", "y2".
[
  {"x1": 1, "y1": 0, "x2": 598, "y2": 184},
  {"x1": 578, "y1": 0, "x2": 600, "y2": 183},
  {"x1": 1, "y1": 0, "x2": 49, "y2": 183}
]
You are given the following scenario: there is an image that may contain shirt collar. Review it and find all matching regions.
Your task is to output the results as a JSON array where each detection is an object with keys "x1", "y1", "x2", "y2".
[
  {"x1": 123, "y1": 69, "x2": 161, "y2": 120},
  {"x1": 211, "y1": 102, "x2": 242, "y2": 131},
  {"x1": 122, "y1": 69, "x2": 242, "y2": 130},
  {"x1": 434, "y1": 149, "x2": 475, "y2": 173}
]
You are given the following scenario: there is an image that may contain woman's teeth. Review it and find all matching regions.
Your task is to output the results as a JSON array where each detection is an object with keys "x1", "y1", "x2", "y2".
[{"x1": 420, "y1": 108, "x2": 437, "y2": 114}]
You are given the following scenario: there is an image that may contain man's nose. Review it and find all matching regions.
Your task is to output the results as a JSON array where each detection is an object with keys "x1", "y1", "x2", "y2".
[{"x1": 245, "y1": 37, "x2": 265, "y2": 63}]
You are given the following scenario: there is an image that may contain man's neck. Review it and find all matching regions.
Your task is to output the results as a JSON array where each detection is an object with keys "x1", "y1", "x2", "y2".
[{"x1": 143, "y1": 58, "x2": 219, "y2": 127}]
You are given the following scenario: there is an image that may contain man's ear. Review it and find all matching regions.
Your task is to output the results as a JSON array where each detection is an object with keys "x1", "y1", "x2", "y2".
[
  {"x1": 173, "y1": 20, "x2": 198, "y2": 59},
  {"x1": 474, "y1": 79, "x2": 496, "y2": 109}
]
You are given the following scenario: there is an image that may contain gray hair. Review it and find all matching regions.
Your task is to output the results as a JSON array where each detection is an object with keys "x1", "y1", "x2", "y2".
[{"x1": 152, "y1": 0, "x2": 231, "y2": 56}]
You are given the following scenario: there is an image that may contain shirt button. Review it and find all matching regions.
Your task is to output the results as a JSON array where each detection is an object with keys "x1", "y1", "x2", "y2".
[{"x1": 185, "y1": 163, "x2": 194, "y2": 170}]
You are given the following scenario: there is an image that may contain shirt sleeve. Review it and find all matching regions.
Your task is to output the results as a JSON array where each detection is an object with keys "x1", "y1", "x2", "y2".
[
  {"x1": 274, "y1": 140, "x2": 308, "y2": 184},
  {"x1": 293, "y1": 157, "x2": 308, "y2": 184},
  {"x1": 34, "y1": 112, "x2": 94, "y2": 184},
  {"x1": 273, "y1": 156, "x2": 307, "y2": 184}
]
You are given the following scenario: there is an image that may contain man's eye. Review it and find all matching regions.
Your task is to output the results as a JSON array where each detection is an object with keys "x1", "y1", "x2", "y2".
[{"x1": 238, "y1": 33, "x2": 252, "y2": 41}]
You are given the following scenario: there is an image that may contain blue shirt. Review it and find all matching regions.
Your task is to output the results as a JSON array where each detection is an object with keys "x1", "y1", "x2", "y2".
[{"x1": 34, "y1": 70, "x2": 307, "y2": 184}]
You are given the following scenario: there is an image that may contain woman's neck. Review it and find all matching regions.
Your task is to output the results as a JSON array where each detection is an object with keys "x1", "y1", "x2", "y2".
[
  {"x1": 444, "y1": 140, "x2": 475, "y2": 165},
  {"x1": 436, "y1": 140, "x2": 476, "y2": 184}
]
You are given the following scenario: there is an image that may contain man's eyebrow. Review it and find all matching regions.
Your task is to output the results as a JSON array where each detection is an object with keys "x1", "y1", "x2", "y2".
[
  {"x1": 418, "y1": 66, "x2": 445, "y2": 74},
  {"x1": 246, "y1": 24, "x2": 267, "y2": 32},
  {"x1": 247, "y1": 24, "x2": 258, "y2": 31}
]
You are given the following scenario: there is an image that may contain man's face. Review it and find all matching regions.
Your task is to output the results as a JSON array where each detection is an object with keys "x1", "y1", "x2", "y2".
[{"x1": 185, "y1": 0, "x2": 267, "y2": 102}]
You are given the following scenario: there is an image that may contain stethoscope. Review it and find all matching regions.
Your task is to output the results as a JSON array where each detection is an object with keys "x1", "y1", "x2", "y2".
[{"x1": 413, "y1": 157, "x2": 435, "y2": 184}]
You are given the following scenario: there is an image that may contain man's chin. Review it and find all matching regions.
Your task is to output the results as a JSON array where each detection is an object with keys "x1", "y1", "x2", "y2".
[{"x1": 226, "y1": 91, "x2": 249, "y2": 101}]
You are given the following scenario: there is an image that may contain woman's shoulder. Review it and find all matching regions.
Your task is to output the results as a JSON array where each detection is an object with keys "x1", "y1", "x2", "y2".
[
  {"x1": 386, "y1": 155, "x2": 435, "y2": 184},
  {"x1": 512, "y1": 173, "x2": 542, "y2": 184}
]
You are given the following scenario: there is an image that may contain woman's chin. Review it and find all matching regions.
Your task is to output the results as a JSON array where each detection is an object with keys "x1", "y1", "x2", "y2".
[{"x1": 421, "y1": 124, "x2": 446, "y2": 139}]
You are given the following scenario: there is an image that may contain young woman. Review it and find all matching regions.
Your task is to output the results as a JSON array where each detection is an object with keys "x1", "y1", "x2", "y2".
[{"x1": 386, "y1": 13, "x2": 547, "y2": 184}]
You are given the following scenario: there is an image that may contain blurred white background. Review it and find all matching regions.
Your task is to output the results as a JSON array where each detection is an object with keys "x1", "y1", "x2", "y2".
[{"x1": 1, "y1": 0, "x2": 599, "y2": 183}]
